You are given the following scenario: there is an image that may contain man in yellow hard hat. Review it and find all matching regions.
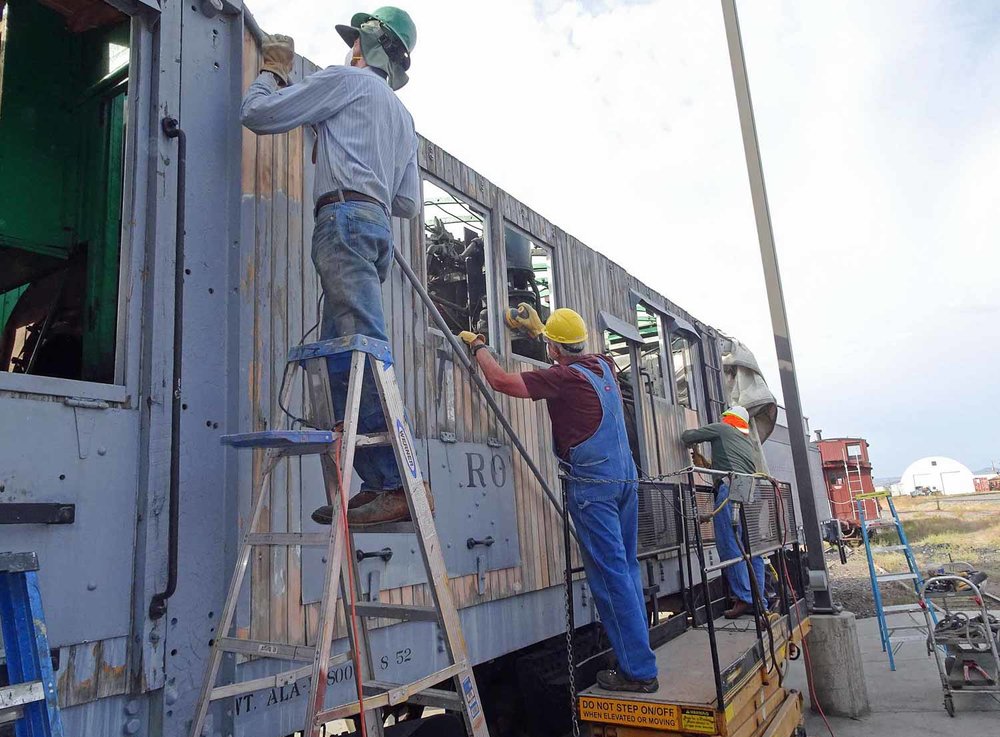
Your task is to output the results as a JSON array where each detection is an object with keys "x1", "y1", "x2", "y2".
[{"x1": 459, "y1": 306, "x2": 658, "y2": 693}]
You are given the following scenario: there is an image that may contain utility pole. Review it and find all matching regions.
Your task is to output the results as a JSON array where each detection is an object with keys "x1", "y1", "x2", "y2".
[{"x1": 719, "y1": 0, "x2": 834, "y2": 614}]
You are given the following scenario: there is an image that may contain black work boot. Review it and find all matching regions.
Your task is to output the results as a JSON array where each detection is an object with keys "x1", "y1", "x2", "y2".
[{"x1": 596, "y1": 669, "x2": 659, "y2": 693}]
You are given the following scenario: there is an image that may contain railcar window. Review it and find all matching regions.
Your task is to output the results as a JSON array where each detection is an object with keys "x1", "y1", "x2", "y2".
[
  {"x1": 422, "y1": 179, "x2": 494, "y2": 341},
  {"x1": 0, "y1": 0, "x2": 129, "y2": 384},
  {"x1": 603, "y1": 329, "x2": 641, "y2": 471},
  {"x1": 505, "y1": 227, "x2": 553, "y2": 362},
  {"x1": 670, "y1": 334, "x2": 695, "y2": 410},
  {"x1": 635, "y1": 303, "x2": 667, "y2": 399}
]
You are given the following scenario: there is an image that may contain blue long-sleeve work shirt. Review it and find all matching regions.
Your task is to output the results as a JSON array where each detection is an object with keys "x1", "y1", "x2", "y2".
[{"x1": 240, "y1": 67, "x2": 419, "y2": 219}]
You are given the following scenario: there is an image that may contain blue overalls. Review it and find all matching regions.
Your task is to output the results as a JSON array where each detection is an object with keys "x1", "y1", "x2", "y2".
[
  {"x1": 562, "y1": 360, "x2": 658, "y2": 682},
  {"x1": 713, "y1": 481, "x2": 766, "y2": 606}
]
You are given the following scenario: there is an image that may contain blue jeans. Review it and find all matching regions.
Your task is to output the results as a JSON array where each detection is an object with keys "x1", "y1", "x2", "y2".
[
  {"x1": 713, "y1": 483, "x2": 766, "y2": 606},
  {"x1": 568, "y1": 480, "x2": 658, "y2": 681},
  {"x1": 311, "y1": 201, "x2": 401, "y2": 492}
]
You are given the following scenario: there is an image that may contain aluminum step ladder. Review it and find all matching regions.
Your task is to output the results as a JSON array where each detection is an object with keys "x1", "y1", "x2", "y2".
[
  {"x1": 0, "y1": 552, "x2": 65, "y2": 737},
  {"x1": 857, "y1": 491, "x2": 935, "y2": 670},
  {"x1": 187, "y1": 335, "x2": 489, "y2": 737}
]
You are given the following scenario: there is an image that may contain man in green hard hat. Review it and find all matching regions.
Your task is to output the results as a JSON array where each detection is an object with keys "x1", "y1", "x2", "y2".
[{"x1": 240, "y1": 9, "x2": 425, "y2": 528}]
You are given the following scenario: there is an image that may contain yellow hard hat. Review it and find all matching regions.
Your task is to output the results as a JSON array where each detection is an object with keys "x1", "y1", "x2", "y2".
[{"x1": 542, "y1": 308, "x2": 588, "y2": 344}]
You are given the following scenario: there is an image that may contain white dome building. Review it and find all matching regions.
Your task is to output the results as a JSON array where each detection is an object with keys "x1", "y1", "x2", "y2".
[{"x1": 900, "y1": 456, "x2": 975, "y2": 496}]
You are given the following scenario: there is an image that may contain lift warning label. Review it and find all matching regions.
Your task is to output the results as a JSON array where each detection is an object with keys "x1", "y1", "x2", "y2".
[
  {"x1": 680, "y1": 707, "x2": 717, "y2": 734},
  {"x1": 578, "y1": 696, "x2": 680, "y2": 731}
]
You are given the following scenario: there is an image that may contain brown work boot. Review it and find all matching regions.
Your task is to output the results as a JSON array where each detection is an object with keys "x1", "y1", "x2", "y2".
[
  {"x1": 346, "y1": 483, "x2": 434, "y2": 527},
  {"x1": 347, "y1": 489, "x2": 411, "y2": 527},
  {"x1": 310, "y1": 490, "x2": 378, "y2": 525},
  {"x1": 724, "y1": 600, "x2": 752, "y2": 619}
]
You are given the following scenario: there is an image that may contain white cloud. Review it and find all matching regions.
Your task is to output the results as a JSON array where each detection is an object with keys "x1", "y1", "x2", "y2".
[{"x1": 246, "y1": 0, "x2": 1000, "y2": 474}]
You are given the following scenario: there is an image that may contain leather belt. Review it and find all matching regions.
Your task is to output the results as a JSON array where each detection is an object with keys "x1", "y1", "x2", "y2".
[{"x1": 314, "y1": 190, "x2": 382, "y2": 218}]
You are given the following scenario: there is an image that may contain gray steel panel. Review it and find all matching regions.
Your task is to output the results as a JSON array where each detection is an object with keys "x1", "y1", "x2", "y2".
[
  {"x1": 302, "y1": 440, "x2": 521, "y2": 604},
  {"x1": 0, "y1": 398, "x2": 138, "y2": 646},
  {"x1": 60, "y1": 693, "x2": 150, "y2": 737}
]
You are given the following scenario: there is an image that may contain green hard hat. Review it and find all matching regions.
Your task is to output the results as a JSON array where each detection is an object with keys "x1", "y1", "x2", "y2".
[{"x1": 336, "y1": 6, "x2": 417, "y2": 54}]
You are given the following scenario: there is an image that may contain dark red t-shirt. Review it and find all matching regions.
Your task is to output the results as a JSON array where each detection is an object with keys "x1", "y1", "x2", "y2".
[{"x1": 521, "y1": 354, "x2": 615, "y2": 460}]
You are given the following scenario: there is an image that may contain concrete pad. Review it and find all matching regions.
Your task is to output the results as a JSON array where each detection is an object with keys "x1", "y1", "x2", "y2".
[{"x1": 784, "y1": 614, "x2": 1000, "y2": 736}]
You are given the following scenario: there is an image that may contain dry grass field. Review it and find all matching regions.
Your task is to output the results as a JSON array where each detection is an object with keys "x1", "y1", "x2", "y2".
[{"x1": 827, "y1": 494, "x2": 999, "y2": 616}]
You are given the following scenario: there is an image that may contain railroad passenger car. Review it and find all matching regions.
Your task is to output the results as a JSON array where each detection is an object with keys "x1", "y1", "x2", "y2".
[{"x1": 0, "y1": 2, "x2": 827, "y2": 734}]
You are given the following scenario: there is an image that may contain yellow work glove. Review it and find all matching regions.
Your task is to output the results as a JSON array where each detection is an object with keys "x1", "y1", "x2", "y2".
[
  {"x1": 261, "y1": 34, "x2": 295, "y2": 86},
  {"x1": 504, "y1": 303, "x2": 545, "y2": 338},
  {"x1": 458, "y1": 331, "x2": 485, "y2": 347}
]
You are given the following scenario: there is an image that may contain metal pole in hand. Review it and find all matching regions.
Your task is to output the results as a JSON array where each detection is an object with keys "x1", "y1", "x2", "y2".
[{"x1": 393, "y1": 248, "x2": 578, "y2": 542}]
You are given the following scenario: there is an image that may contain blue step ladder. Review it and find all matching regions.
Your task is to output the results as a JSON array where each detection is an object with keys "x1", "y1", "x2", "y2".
[
  {"x1": 0, "y1": 552, "x2": 64, "y2": 737},
  {"x1": 857, "y1": 491, "x2": 936, "y2": 670}
]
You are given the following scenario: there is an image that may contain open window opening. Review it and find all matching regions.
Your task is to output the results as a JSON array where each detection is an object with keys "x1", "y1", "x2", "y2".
[
  {"x1": 0, "y1": 0, "x2": 129, "y2": 385},
  {"x1": 603, "y1": 329, "x2": 641, "y2": 470},
  {"x1": 670, "y1": 333, "x2": 696, "y2": 411},
  {"x1": 635, "y1": 303, "x2": 667, "y2": 400},
  {"x1": 504, "y1": 226, "x2": 553, "y2": 362},
  {"x1": 422, "y1": 179, "x2": 494, "y2": 341}
]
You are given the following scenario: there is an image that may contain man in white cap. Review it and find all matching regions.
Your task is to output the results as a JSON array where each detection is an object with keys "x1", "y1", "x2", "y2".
[{"x1": 682, "y1": 406, "x2": 765, "y2": 618}]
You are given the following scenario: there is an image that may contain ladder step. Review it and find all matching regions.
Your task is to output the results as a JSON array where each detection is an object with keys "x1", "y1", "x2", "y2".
[
  {"x1": 246, "y1": 532, "x2": 329, "y2": 546},
  {"x1": 208, "y1": 652, "x2": 352, "y2": 701},
  {"x1": 209, "y1": 665, "x2": 314, "y2": 701},
  {"x1": 871, "y1": 545, "x2": 907, "y2": 553},
  {"x1": 220, "y1": 430, "x2": 389, "y2": 454},
  {"x1": 877, "y1": 572, "x2": 918, "y2": 583},
  {"x1": 350, "y1": 521, "x2": 416, "y2": 535},
  {"x1": 0, "y1": 681, "x2": 45, "y2": 712},
  {"x1": 883, "y1": 604, "x2": 925, "y2": 614},
  {"x1": 314, "y1": 663, "x2": 466, "y2": 723},
  {"x1": 352, "y1": 603, "x2": 439, "y2": 622},
  {"x1": 406, "y1": 687, "x2": 465, "y2": 711},
  {"x1": 887, "y1": 624, "x2": 928, "y2": 632},
  {"x1": 216, "y1": 638, "x2": 316, "y2": 662},
  {"x1": 865, "y1": 519, "x2": 898, "y2": 529}
]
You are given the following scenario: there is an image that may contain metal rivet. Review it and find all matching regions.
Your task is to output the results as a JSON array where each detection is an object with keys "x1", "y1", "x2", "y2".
[
  {"x1": 87, "y1": 582, "x2": 97, "y2": 591},
  {"x1": 98, "y1": 447, "x2": 108, "y2": 456},
  {"x1": 125, "y1": 700, "x2": 140, "y2": 716},
  {"x1": 124, "y1": 718, "x2": 141, "y2": 734}
]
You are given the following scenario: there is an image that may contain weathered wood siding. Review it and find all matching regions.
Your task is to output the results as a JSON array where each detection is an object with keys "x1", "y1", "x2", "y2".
[{"x1": 238, "y1": 30, "x2": 726, "y2": 646}]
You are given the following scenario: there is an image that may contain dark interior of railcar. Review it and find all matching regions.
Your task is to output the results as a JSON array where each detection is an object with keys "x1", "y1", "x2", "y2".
[{"x1": 0, "y1": 0, "x2": 128, "y2": 384}]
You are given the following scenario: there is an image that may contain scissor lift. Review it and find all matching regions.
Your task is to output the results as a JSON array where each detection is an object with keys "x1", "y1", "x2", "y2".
[{"x1": 574, "y1": 473, "x2": 810, "y2": 737}]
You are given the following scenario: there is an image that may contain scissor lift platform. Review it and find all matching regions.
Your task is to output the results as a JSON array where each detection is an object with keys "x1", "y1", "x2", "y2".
[{"x1": 579, "y1": 614, "x2": 810, "y2": 737}]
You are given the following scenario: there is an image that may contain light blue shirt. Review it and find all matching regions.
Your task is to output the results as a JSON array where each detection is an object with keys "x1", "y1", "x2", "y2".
[{"x1": 240, "y1": 66, "x2": 419, "y2": 218}]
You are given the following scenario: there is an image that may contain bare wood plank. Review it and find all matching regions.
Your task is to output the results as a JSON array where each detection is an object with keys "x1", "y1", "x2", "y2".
[
  {"x1": 270, "y1": 124, "x2": 290, "y2": 647},
  {"x1": 286, "y1": 92, "x2": 306, "y2": 646},
  {"x1": 251, "y1": 129, "x2": 274, "y2": 643}
]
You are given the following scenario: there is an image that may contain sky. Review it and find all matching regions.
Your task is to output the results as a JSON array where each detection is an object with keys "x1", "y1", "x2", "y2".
[{"x1": 247, "y1": 0, "x2": 1000, "y2": 476}]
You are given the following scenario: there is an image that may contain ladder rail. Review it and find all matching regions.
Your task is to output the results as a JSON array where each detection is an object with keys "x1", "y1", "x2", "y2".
[
  {"x1": 372, "y1": 357, "x2": 487, "y2": 736},
  {"x1": 303, "y1": 350, "x2": 367, "y2": 735},
  {"x1": 187, "y1": 450, "x2": 282, "y2": 736}
]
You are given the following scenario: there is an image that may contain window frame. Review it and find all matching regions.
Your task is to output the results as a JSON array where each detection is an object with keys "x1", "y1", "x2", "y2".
[
  {"x1": 632, "y1": 298, "x2": 672, "y2": 402},
  {"x1": 420, "y1": 173, "x2": 499, "y2": 349},
  {"x1": 0, "y1": 5, "x2": 144, "y2": 404},
  {"x1": 501, "y1": 220, "x2": 555, "y2": 368}
]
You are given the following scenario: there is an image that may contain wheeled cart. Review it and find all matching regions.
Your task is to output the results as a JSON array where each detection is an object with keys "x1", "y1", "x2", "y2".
[{"x1": 920, "y1": 573, "x2": 1000, "y2": 717}]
